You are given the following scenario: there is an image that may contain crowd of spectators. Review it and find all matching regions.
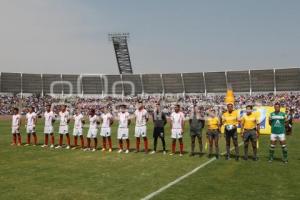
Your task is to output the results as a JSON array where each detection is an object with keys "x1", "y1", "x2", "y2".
[{"x1": 0, "y1": 93, "x2": 299, "y2": 118}]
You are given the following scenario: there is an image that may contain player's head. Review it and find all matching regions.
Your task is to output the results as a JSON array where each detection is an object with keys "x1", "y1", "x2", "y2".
[
  {"x1": 103, "y1": 106, "x2": 108, "y2": 113},
  {"x1": 274, "y1": 102, "x2": 280, "y2": 112},
  {"x1": 209, "y1": 109, "x2": 216, "y2": 117},
  {"x1": 156, "y1": 102, "x2": 161, "y2": 111},
  {"x1": 46, "y1": 104, "x2": 51, "y2": 112},
  {"x1": 174, "y1": 104, "x2": 180, "y2": 113},
  {"x1": 138, "y1": 100, "x2": 143, "y2": 110},
  {"x1": 61, "y1": 105, "x2": 66, "y2": 112},
  {"x1": 120, "y1": 105, "x2": 126, "y2": 113},
  {"x1": 90, "y1": 108, "x2": 95, "y2": 116},
  {"x1": 246, "y1": 105, "x2": 253, "y2": 114},
  {"x1": 28, "y1": 106, "x2": 34, "y2": 113},
  {"x1": 75, "y1": 108, "x2": 81, "y2": 115},
  {"x1": 13, "y1": 107, "x2": 19, "y2": 115},
  {"x1": 227, "y1": 103, "x2": 233, "y2": 112},
  {"x1": 290, "y1": 108, "x2": 294, "y2": 114}
]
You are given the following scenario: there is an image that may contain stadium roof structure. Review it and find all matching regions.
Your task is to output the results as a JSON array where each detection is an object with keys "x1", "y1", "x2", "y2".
[{"x1": 0, "y1": 68, "x2": 299, "y2": 97}]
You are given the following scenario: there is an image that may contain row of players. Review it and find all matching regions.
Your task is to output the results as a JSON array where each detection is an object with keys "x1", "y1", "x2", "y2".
[{"x1": 10, "y1": 102, "x2": 289, "y2": 162}]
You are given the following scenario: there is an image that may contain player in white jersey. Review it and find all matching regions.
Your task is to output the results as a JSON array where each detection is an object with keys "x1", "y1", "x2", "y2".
[
  {"x1": 11, "y1": 108, "x2": 22, "y2": 146},
  {"x1": 100, "y1": 106, "x2": 113, "y2": 152},
  {"x1": 85, "y1": 109, "x2": 100, "y2": 152},
  {"x1": 24, "y1": 107, "x2": 38, "y2": 146},
  {"x1": 55, "y1": 105, "x2": 71, "y2": 149},
  {"x1": 170, "y1": 104, "x2": 185, "y2": 156},
  {"x1": 72, "y1": 109, "x2": 85, "y2": 149},
  {"x1": 41, "y1": 105, "x2": 56, "y2": 148},
  {"x1": 134, "y1": 101, "x2": 149, "y2": 153},
  {"x1": 117, "y1": 105, "x2": 131, "y2": 153}
]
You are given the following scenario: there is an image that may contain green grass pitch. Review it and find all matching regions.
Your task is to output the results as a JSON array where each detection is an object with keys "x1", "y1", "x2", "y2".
[{"x1": 0, "y1": 119, "x2": 299, "y2": 200}]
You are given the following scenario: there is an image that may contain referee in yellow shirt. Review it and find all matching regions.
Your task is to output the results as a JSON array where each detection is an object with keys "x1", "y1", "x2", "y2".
[
  {"x1": 240, "y1": 105, "x2": 260, "y2": 161},
  {"x1": 206, "y1": 109, "x2": 220, "y2": 159},
  {"x1": 221, "y1": 103, "x2": 240, "y2": 161}
]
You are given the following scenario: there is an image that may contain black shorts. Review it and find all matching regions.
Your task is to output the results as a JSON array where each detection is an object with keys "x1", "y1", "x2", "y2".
[
  {"x1": 153, "y1": 127, "x2": 165, "y2": 138},
  {"x1": 225, "y1": 128, "x2": 238, "y2": 140}
]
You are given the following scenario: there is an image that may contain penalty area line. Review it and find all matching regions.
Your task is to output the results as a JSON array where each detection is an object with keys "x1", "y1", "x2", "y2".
[{"x1": 141, "y1": 142, "x2": 244, "y2": 200}]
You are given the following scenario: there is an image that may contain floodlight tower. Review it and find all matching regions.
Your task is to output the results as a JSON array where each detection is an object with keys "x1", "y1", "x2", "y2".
[{"x1": 108, "y1": 32, "x2": 133, "y2": 74}]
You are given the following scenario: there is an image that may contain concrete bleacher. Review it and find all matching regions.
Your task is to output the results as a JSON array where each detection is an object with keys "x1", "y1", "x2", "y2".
[
  {"x1": 104, "y1": 75, "x2": 122, "y2": 95},
  {"x1": 162, "y1": 74, "x2": 184, "y2": 93},
  {"x1": 205, "y1": 72, "x2": 227, "y2": 93},
  {"x1": 1, "y1": 73, "x2": 22, "y2": 94},
  {"x1": 142, "y1": 74, "x2": 163, "y2": 94},
  {"x1": 62, "y1": 74, "x2": 80, "y2": 95},
  {"x1": 227, "y1": 71, "x2": 250, "y2": 92},
  {"x1": 42, "y1": 74, "x2": 62, "y2": 94},
  {"x1": 275, "y1": 68, "x2": 300, "y2": 91},
  {"x1": 250, "y1": 69, "x2": 274, "y2": 92},
  {"x1": 81, "y1": 75, "x2": 102, "y2": 95},
  {"x1": 122, "y1": 74, "x2": 143, "y2": 95},
  {"x1": 182, "y1": 73, "x2": 205, "y2": 93},
  {"x1": 0, "y1": 68, "x2": 299, "y2": 96},
  {"x1": 22, "y1": 73, "x2": 43, "y2": 94}
]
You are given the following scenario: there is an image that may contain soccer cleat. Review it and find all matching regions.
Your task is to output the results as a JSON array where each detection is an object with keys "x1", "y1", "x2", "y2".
[
  {"x1": 283, "y1": 159, "x2": 288, "y2": 164},
  {"x1": 108, "y1": 148, "x2": 112, "y2": 152},
  {"x1": 169, "y1": 153, "x2": 174, "y2": 156},
  {"x1": 253, "y1": 157, "x2": 259, "y2": 161},
  {"x1": 11, "y1": 143, "x2": 16, "y2": 146},
  {"x1": 41, "y1": 144, "x2": 47, "y2": 148},
  {"x1": 150, "y1": 151, "x2": 156, "y2": 154},
  {"x1": 92, "y1": 148, "x2": 96, "y2": 152},
  {"x1": 225, "y1": 156, "x2": 231, "y2": 160},
  {"x1": 24, "y1": 143, "x2": 30, "y2": 146},
  {"x1": 268, "y1": 158, "x2": 273, "y2": 163},
  {"x1": 50, "y1": 144, "x2": 54, "y2": 148},
  {"x1": 125, "y1": 149, "x2": 129, "y2": 154},
  {"x1": 17, "y1": 143, "x2": 21, "y2": 146},
  {"x1": 55, "y1": 145, "x2": 62, "y2": 149},
  {"x1": 163, "y1": 151, "x2": 167, "y2": 155},
  {"x1": 72, "y1": 146, "x2": 77, "y2": 150},
  {"x1": 101, "y1": 148, "x2": 106, "y2": 152},
  {"x1": 243, "y1": 156, "x2": 248, "y2": 161},
  {"x1": 235, "y1": 156, "x2": 239, "y2": 161},
  {"x1": 32, "y1": 144, "x2": 37, "y2": 146},
  {"x1": 179, "y1": 153, "x2": 183, "y2": 157},
  {"x1": 84, "y1": 148, "x2": 90, "y2": 152},
  {"x1": 118, "y1": 149, "x2": 123, "y2": 153},
  {"x1": 66, "y1": 146, "x2": 70, "y2": 149},
  {"x1": 189, "y1": 153, "x2": 195, "y2": 157}
]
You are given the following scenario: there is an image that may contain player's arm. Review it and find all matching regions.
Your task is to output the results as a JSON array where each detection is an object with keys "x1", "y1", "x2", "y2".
[
  {"x1": 162, "y1": 113, "x2": 167, "y2": 126},
  {"x1": 145, "y1": 112, "x2": 149, "y2": 122},
  {"x1": 181, "y1": 114, "x2": 185, "y2": 133},
  {"x1": 110, "y1": 114, "x2": 114, "y2": 126},
  {"x1": 240, "y1": 117, "x2": 244, "y2": 136}
]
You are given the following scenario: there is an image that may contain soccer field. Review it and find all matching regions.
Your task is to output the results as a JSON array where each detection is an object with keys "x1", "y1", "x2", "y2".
[{"x1": 0, "y1": 119, "x2": 299, "y2": 200}]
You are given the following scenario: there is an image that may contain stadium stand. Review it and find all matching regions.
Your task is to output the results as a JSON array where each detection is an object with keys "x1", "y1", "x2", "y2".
[
  {"x1": 105, "y1": 75, "x2": 123, "y2": 95},
  {"x1": 182, "y1": 73, "x2": 205, "y2": 93},
  {"x1": 162, "y1": 74, "x2": 184, "y2": 94},
  {"x1": 227, "y1": 70, "x2": 250, "y2": 92},
  {"x1": 81, "y1": 75, "x2": 102, "y2": 95},
  {"x1": 142, "y1": 74, "x2": 163, "y2": 94},
  {"x1": 0, "y1": 68, "x2": 299, "y2": 96},
  {"x1": 1, "y1": 72, "x2": 22, "y2": 94},
  {"x1": 122, "y1": 74, "x2": 143, "y2": 95},
  {"x1": 62, "y1": 74, "x2": 81, "y2": 95},
  {"x1": 275, "y1": 68, "x2": 300, "y2": 91},
  {"x1": 250, "y1": 69, "x2": 274, "y2": 92},
  {"x1": 42, "y1": 74, "x2": 63, "y2": 94},
  {"x1": 22, "y1": 73, "x2": 43, "y2": 94},
  {"x1": 205, "y1": 72, "x2": 227, "y2": 93}
]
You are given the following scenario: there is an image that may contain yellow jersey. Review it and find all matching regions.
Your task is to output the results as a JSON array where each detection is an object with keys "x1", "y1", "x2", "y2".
[
  {"x1": 222, "y1": 110, "x2": 239, "y2": 126},
  {"x1": 241, "y1": 112, "x2": 259, "y2": 129},
  {"x1": 207, "y1": 117, "x2": 219, "y2": 130}
]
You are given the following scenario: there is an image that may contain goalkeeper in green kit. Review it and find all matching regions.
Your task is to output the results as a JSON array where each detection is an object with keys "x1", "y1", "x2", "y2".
[{"x1": 269, "y1": 103, "x2": 288, "y2": 163}]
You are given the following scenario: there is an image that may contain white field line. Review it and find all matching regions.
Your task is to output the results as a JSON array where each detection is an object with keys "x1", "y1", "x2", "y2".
[{"x1": 141, "y1": 142, "x2": 244, "y2": 200}]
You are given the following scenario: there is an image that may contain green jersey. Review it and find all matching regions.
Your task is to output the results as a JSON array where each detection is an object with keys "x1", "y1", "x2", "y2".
[{"x1": 269, "y1": 112, "x2": 286, "y2": 134}]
